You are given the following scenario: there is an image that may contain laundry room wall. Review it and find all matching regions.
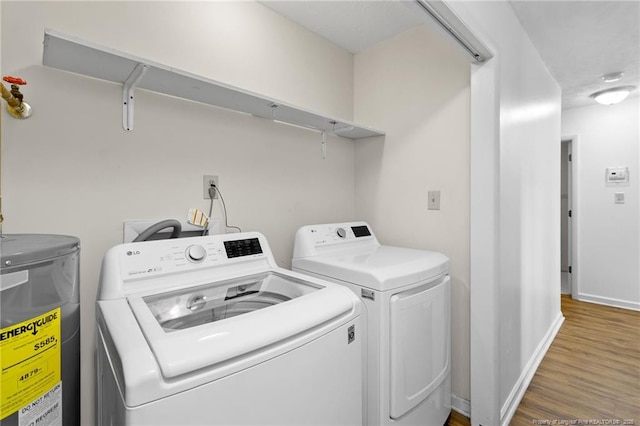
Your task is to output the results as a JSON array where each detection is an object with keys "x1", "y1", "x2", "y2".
[
  {"x1": 1, "y1": 2, "x2": 362, "y2": 424},
  {"x1": 562, "y1": 99, "x2": 640, "y2": 310},
  {"x1": 353, "y1": 25, "x2": 472, "y2": 408}
]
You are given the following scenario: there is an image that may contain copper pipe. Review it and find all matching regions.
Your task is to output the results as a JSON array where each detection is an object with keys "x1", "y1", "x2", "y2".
[{"x1": 1, "y1": 83, "x2": 21, "y2": 108}]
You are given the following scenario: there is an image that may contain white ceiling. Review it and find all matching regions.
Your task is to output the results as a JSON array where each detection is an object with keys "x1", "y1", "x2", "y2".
[
  {"x1": 259, "y1": 0, "x2": 640, "y2": 110},
  {"x1": 510, "y1": 1, "x2": 640, "y2": 109},
  {"x1": 261, "y1": 0, "x2": 424, "y2": 54}
]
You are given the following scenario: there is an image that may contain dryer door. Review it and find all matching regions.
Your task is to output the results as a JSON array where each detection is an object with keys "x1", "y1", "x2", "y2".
[{"x1": 389, "y1": 276, "x2": 450, "y2": 419}]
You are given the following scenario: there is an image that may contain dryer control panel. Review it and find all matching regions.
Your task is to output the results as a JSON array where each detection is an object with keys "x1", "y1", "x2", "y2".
[{"x1": 293, "y1": 222, "x2": 379, "y2": 258}]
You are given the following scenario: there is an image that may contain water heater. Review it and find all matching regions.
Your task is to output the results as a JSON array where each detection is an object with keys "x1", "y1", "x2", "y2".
[{"x1": 1, "y1": 234, "x2": 80, "y2": 426}]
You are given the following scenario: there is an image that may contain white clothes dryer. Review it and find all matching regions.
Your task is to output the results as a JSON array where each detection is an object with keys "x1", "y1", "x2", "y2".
[
  {"x1": 96, "y1": 232, "x2": 363, "y2": 426},
  {"x1": 293, "y1": 222, "x2": 451, "y2": 426}
]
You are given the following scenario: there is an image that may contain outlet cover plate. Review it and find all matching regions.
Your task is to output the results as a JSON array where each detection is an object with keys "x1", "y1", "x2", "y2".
[{"x1": 203, "y1": 175, "x2": 219, "y2": 199}]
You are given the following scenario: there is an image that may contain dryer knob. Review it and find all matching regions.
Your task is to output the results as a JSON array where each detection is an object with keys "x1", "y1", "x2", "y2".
[
  {"x1": 186, "y1": 245, "x2": 206, "y2": 262},
  {"x1": 336, "y1": 228, "x2": 347, "y2": 238}
]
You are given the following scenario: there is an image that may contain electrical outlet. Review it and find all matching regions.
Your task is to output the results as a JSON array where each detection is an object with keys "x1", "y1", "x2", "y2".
[{"x1": 203, "y1": 175, "x2": 219, "y2": 199}]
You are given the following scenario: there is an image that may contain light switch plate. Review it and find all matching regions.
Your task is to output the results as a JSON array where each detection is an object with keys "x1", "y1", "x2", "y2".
[{"x1": 428, "y1": 190, "x2": 441, "y2": 210}]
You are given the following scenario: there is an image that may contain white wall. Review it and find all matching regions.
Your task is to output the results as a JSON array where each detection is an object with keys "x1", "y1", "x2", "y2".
[
  {"x1": 448, "y1": 2, "x2": 563, "y2": 424},
  {"x1": 353, "y1": 24, "x2": 472, "y2": 404},
  {"x1": 1, "y1": 2, "x2": 359, "y2": 424},
  {"x1": 562, "y1": 98, "x2": 640, "y2": 310}
]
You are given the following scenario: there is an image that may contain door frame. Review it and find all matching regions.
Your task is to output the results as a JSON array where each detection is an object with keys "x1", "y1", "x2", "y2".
[
  {"x1": 560, "y1": 138, "x2": 572, "y2": 294},
  {"x1": 562, "y1": 135, "x2": 580, "y2": 299},
  {"x1": 469, "y1": 54, "x2": 501, "y2": 426}
]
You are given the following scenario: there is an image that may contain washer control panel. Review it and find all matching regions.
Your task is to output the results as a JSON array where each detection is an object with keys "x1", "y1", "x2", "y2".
[
  {"x1": 224, "y1": 238, "x2": 263, "y2": 258},
  {"x1": 118, "y1": 236, "x2": 265, "y2": 281},
  {"x1": 186, "y1": 244, "x2": 207, "y2": 262}
]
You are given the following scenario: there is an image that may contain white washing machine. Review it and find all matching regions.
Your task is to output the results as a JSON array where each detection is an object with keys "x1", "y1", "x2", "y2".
[
  {"x1": 96, "y1": 232, "x2": 363, "y2": 426},
  {"x1": 292, "y1": 222, "x2": 451, "y2": 426}
]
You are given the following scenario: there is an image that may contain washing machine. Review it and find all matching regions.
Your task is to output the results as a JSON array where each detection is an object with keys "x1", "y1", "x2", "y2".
[
  {"x1": 96, "y1": 232, "x2": 363, "y2": 426},
  {"x1": 292, "y1": 222, "x2": 451, "y2": 426}
]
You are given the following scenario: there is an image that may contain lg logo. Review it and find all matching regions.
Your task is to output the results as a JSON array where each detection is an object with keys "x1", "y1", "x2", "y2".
[{"x1": 126, "y1": 250, "x2": 141, "y2": 256}]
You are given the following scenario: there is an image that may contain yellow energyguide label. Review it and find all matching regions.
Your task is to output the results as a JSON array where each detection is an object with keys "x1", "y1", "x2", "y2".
[{"x1": 0, "y1": 308, "x2": 61, "y2": 420}]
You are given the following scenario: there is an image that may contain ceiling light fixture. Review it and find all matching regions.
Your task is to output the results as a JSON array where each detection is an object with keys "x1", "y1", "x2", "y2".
[
  {"x1": 601, "y1": 72, "x2": 624, "y2": 83},
  {"x1": 590, "y1": 86, "x2": 636, "y2": 105}
]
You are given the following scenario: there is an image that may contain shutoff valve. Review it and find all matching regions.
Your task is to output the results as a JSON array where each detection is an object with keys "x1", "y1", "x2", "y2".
[{"x1": 1, "y1": 76, "x2": 32, "y2": 119}]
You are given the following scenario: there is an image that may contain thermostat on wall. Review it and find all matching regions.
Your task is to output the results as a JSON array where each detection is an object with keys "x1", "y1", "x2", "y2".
[{"x1": 606, "y1": 166, "x2": 629, "y2": 186}]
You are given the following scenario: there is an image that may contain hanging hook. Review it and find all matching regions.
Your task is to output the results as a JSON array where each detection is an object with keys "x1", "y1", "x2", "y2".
[
  {"x1": 321, "y1": 131, "x2": 327, "y2": 160},
  {"x1": 270, "y1": 103, "x2": 278, "y2": 120}
]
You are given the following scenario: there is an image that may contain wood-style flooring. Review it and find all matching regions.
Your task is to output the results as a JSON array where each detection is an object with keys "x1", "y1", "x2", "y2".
[
  {"x1": 447, "y1": 410, "x2": 471, "y2": 426},
  {"x1": 448, "y1": 295, "x2": 640, "y2": 426}
]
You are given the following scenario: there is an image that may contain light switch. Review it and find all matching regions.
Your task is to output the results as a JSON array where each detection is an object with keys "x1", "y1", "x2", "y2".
[
  {"x1": 428, "y1": 190, "x2": 441, "y2": 210},
  {"x1": 614, "y1": 192, "x2": 625, "y2": 204}
]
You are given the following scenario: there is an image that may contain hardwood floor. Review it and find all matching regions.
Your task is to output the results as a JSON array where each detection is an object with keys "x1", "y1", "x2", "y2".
[
  {"x1": 448, "y1": 295, "x2": 640, "y2": 426},
  {"x1": 447, "y1": 410, "x2": 471, "y2": 426}
]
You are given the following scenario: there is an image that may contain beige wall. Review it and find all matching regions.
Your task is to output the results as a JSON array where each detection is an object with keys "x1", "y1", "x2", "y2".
[
  {"x1": 3, "y1": 1, "x2": 354, "y2": 120},
  {"x1": 1, "y1": 2, "x2": 357, "y2": 424},
  {"x1": 353, "y1": 25, "x2": 472, "y2": 401}
]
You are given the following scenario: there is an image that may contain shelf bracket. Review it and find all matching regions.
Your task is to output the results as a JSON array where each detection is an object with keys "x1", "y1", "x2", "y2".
[{"x1": 122, "y1": 63, "x2": 148, "y2": 131}]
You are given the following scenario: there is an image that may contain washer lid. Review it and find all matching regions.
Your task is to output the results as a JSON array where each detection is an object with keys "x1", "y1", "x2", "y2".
[
  {"x1": 293, "y1": 245, "x2": 449, "y2": 291},
  {"x1": 1, "y1": 234, "x2": 79, "y2": 269},
  {"x1": 128, "y1": 271, "x2": 357, "y2": 378}
]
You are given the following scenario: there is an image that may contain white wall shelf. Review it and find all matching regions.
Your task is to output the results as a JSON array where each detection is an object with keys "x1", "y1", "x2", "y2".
[{"x1": 42, "y1": 29, "x2": 385, "y2": 139}]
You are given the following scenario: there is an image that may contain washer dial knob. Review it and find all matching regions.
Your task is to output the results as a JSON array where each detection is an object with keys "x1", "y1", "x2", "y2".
[
  {"x1": 186, "y1": 245, "x2": 207, "y2": 262},
  {"x1": 336, "y1": 228, "x2": 347, "y2": 238}
]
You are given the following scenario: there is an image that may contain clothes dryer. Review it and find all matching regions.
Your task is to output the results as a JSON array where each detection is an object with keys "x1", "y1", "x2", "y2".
[
  {"x1": 97, "y1": 232, "x2": 363, "y2": 426},
  {"x1": 293, "y1": 222, "x2": 451, "y2": 426}
]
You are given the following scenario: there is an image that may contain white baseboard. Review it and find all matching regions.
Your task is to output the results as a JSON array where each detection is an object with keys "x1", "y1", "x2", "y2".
[
  {"x1": 500, "y1": 312, "x2": 565, "y2": 426},
  {"x1": 577, "y1": 293, "x2": 640, "y2": 311},
  {"x1": 451, "y1": 394, "x2": 471, "y2": 418}
]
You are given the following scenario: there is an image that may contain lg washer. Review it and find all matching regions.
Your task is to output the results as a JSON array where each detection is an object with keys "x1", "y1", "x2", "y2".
[{"x1": 97, "y1": 232, "x2": 363, "y2": 425}]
